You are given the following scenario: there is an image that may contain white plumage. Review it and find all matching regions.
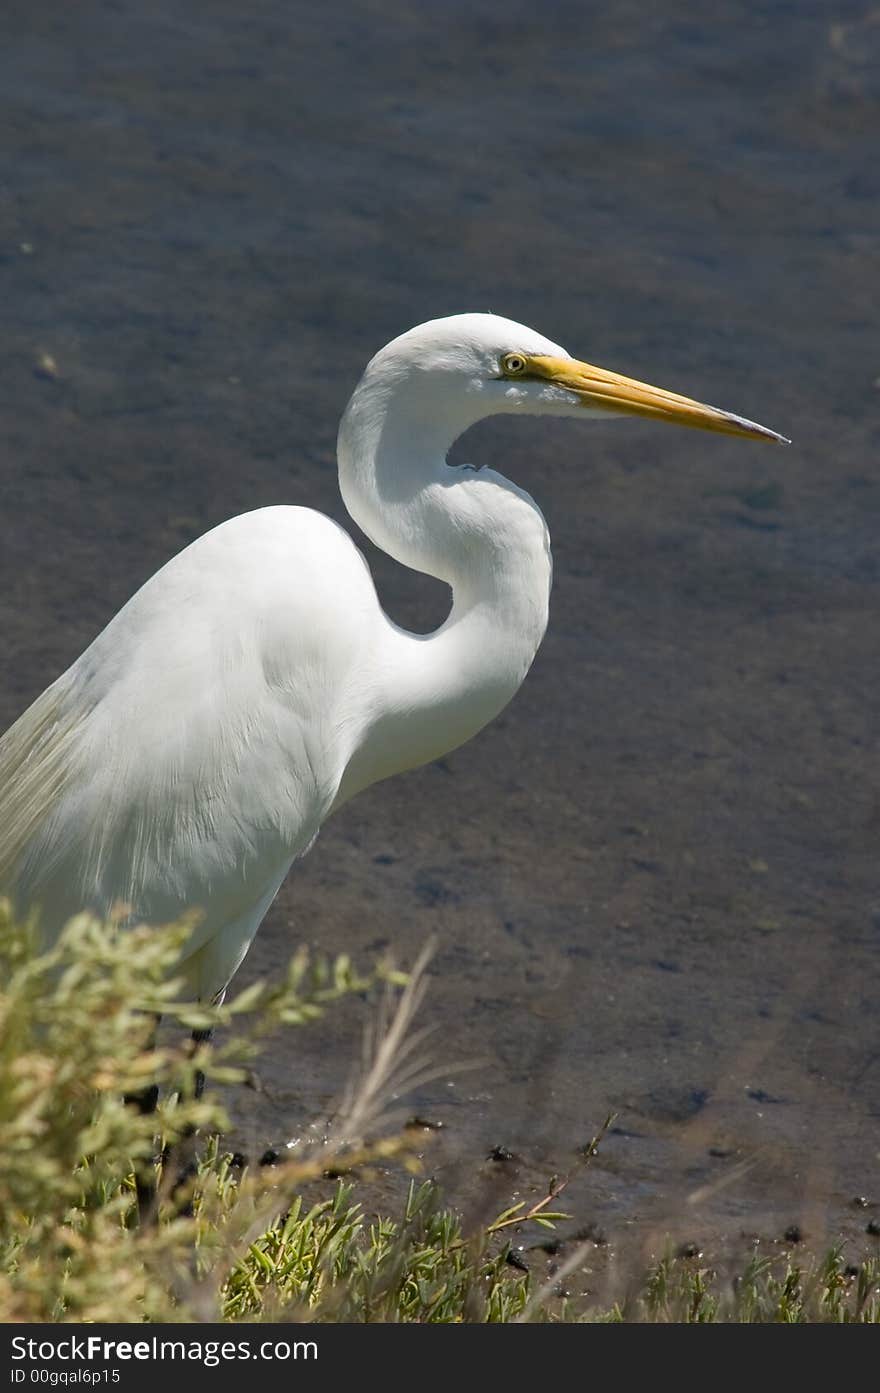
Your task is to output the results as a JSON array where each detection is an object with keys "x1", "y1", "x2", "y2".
[{"x1": 0, "y1": 314, "x2": 786, "y2": 999}]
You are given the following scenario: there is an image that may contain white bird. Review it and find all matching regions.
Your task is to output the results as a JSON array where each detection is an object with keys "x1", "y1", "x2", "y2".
[{"x1": 0, "y1": 314, "x2": 787, "y2": 1003}]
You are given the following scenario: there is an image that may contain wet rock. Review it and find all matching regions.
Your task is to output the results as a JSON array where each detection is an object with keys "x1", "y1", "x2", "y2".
[
  {"x1": 677, "y1": 1241, "x2": 702, "y2": 1259},
  {"x1": 33, "y1": 352, "x2": 59, "y2": 380},
  {"x1": 506, "y1": 1248, "x2": 529, "y2": 1272},
  {"x1": 488, "y1": 1145, "x2": 517, "y2": 1163}
]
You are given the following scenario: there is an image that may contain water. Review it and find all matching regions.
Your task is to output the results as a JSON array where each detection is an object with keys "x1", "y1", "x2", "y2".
[{"x1": 0, "y1": 0, "x2": 877, "y2": 1272}]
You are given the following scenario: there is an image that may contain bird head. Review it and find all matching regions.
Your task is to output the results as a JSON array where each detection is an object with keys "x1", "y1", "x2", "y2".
[{"x1": 367, "y1": 312, "x2": 789, "y2": 444}]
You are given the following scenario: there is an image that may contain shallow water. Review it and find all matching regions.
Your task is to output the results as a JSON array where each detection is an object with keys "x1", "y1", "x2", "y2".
[{"x1": 0, "y1": 0, "x2": 878, "y2": 1269}]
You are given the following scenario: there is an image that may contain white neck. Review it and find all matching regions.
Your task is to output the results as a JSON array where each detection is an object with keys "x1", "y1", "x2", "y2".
[{"x1": 333, "y1": 366, "x2": 552, "y2": 804}]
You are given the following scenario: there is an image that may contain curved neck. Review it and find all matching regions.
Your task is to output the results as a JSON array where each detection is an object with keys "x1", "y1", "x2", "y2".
[{"x1": 334, "y1": 372, "x2": 552, "y2": 803}]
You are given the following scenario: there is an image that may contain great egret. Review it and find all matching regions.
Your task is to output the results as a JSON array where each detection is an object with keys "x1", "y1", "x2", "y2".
[{"x1": 0, "y1": 314, "x2": 787, "y2": 1003}]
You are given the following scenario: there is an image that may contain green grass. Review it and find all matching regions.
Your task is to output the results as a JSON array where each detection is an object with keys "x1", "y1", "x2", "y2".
[
  {"x1": 1, "y1": 904, "x2": 877, "y2": 1323},
  {"x1": 215, "y1": 1173, "x2": 880, "y2": 1323}
]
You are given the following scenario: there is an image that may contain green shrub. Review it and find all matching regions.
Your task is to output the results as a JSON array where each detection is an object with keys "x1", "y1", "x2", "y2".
[{"x1": 1, "y1": 902, "x2": 877, "y2": 1323}]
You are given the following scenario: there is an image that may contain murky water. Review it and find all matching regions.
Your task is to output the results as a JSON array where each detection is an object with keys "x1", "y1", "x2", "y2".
[{"x1": 1, "y1": 0, "x2": 878, "y2": 1271}]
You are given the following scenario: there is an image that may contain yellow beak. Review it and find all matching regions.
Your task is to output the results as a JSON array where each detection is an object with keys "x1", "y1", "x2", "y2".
[{"x1": 529, "y1": 355, "x2": 790, "y2": 444}]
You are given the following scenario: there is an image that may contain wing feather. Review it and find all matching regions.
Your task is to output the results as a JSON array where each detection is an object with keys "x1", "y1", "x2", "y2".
[{"x1": 0, "y1": 675, "x2": 85, "y2": 889}]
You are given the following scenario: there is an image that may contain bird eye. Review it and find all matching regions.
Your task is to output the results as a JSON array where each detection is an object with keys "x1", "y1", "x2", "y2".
[{"x1": 501, "y1": 353, "x2": 527, "y2": 376}]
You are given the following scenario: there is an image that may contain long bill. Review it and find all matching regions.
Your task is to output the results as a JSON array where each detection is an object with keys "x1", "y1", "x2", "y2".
[{"x1": 529, "y1": 355, "x2": 790, "y2": 443}]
